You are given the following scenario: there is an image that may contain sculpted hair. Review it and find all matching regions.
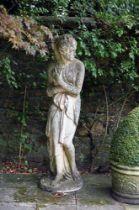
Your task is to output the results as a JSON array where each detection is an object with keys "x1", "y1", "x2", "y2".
[{"x1": 54, "y1": 34, "x2": 77, "y2": 50}]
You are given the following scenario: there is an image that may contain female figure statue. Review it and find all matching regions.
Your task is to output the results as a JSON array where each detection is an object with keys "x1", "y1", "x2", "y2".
[{"x1": 40, "y1": 34, "x2": 85, "y2": 192}]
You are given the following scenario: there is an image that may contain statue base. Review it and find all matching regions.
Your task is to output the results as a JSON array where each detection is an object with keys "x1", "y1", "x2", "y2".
[{"x1": 39, "y1": 176, "x2": 83, "y2": 193}]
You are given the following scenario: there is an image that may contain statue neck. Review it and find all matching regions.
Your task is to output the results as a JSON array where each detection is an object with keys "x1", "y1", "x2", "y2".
[{"x1": 55, "y1": 59, "x2": 72, "y2": 68}]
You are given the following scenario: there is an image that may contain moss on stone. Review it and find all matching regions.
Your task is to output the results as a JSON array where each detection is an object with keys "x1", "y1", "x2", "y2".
[
  {"x1": 14, "y1": 186, "x2": 35, "y2": 202},
  {"x1": 80, "y1": 199, "x2": 111, "y2": 205},
  {"x1": 14, "y1": 185, "x2": 70, "y2": 204},
  {"x1": 111, "y1": 106, "x2": 139, "y2": 166}
]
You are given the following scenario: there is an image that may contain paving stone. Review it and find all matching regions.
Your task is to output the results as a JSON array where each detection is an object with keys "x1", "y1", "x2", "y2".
[
  {"x1": 0, "y1": 174, "x2": 76, "y2": 205},
  {"x1": 37, "y1": 204, "x2": 76, "y2": 210},
  {"x1": 123, "y1": 205, "x2": 139, "y2": 210},
  {"x1": 0, "y1": 188, "x2": 17, "y2": 202},
  {"x1": 77, "y1": 205, "x2": 124, "y2": 210},
  {"x1": 0, "y1": 202, "x2": 35, "y2": 210},
  {"x1": 76, "y1": 174, "x2": 119, "y2": 206}
]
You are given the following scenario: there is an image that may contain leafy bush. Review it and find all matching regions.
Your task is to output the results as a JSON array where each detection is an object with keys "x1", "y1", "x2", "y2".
[
  {"x1": 111, "y1": 107, "x2": 139, "y2": 166},
  {"x1": 72, "y1": 14, "x2": 139, "y2": 91}
]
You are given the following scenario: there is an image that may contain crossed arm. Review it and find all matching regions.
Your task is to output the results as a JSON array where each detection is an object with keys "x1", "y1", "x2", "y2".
[{"x1": 47, "y1": 62, "x2": 85, "y2": 97}]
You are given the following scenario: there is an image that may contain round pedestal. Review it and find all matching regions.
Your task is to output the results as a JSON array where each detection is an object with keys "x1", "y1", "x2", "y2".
[{"x1": 39, "y1": 176, "x2": 83, "y2": 193}]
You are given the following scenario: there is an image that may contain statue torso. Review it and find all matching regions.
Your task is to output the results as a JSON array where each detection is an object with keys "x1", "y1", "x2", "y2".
[{"x1": 49, "y1": 59, "x2": 80, "y2": 87}]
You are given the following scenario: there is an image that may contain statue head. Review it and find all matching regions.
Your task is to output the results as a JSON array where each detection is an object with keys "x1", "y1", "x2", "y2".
[{"x1": 53, "y1": 34, "x2": 77, "y2": 64}]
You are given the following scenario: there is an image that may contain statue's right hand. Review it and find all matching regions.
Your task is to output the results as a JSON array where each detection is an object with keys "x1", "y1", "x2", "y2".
[{"x1": 55, "y1": 71, "x2": 63, "y2": 84}]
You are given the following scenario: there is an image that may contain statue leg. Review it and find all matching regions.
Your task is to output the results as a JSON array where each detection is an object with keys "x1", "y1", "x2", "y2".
[
  {"x1": 63, "y1": 132, "x2": 80, "y2": 181},
  {"x1": 51, "y1": 127, "x2": 66, "y2": 185},
  {"x1": 53, "y1": 143, "x2": 64, "y2": 185}
]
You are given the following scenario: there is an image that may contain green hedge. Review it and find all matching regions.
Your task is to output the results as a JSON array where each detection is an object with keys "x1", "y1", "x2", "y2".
[{"x1": 111, "y1": 107, "x2": 139, "y2": 166}]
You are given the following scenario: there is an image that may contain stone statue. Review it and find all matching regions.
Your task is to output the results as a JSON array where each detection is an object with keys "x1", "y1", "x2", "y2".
[{"x1": 40, "y1": 34, "x2": 85, "y2": 193}]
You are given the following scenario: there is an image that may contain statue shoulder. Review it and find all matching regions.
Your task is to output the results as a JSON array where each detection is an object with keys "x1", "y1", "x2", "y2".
[{"x1": 74, "y1": 59, "x2": 85, "y2": 72}]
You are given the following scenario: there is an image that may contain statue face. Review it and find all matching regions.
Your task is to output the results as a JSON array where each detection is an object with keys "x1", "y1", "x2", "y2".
[{"x1": 59, "y1": 41, "x2": 76, "y2": 62}]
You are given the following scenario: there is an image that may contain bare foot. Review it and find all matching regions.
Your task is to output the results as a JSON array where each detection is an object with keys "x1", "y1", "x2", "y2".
[{"x1": 51, "y1": 174, "x2": 63, "y2": 186}]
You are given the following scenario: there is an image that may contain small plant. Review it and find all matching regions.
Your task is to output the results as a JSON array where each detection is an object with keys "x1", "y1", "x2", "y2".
[
  {"x1": 0, "y1": 57, "x2": 18, "y2": 88},
  {"x1": 17, "y1": 86, "x2": 33, "y2": 167}
]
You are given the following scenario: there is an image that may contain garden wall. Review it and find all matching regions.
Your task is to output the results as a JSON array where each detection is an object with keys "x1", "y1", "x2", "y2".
[{"x1": 0, "y1": 59, "x2": 136, "y2": 172}]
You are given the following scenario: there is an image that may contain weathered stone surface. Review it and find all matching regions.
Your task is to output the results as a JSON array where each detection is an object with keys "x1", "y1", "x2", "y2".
[
  {"x1": 77, "y1": 174, "x2": 115, "y2": 206},
  {"x1": 123, "y1": 206, "x2": 139, "y2": 210},
  {"x1": 40, "y1": 176, "x2": 83, "y2": 193},
  {"x1": 78, "y1": 205, "x2": 124, "y2": 210},
  {"x1": 0, "y1": 174, "x2": 76, "y2": 205},
  {"x1": 0, "y1": 188, "x2": 17, "y2": 202},
  {"x1": 38, "y1": 205, "x2": 76, "y2": 210},
  {"x1": 0, "y1": 203, "x2": 35, "y2": 210}
]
